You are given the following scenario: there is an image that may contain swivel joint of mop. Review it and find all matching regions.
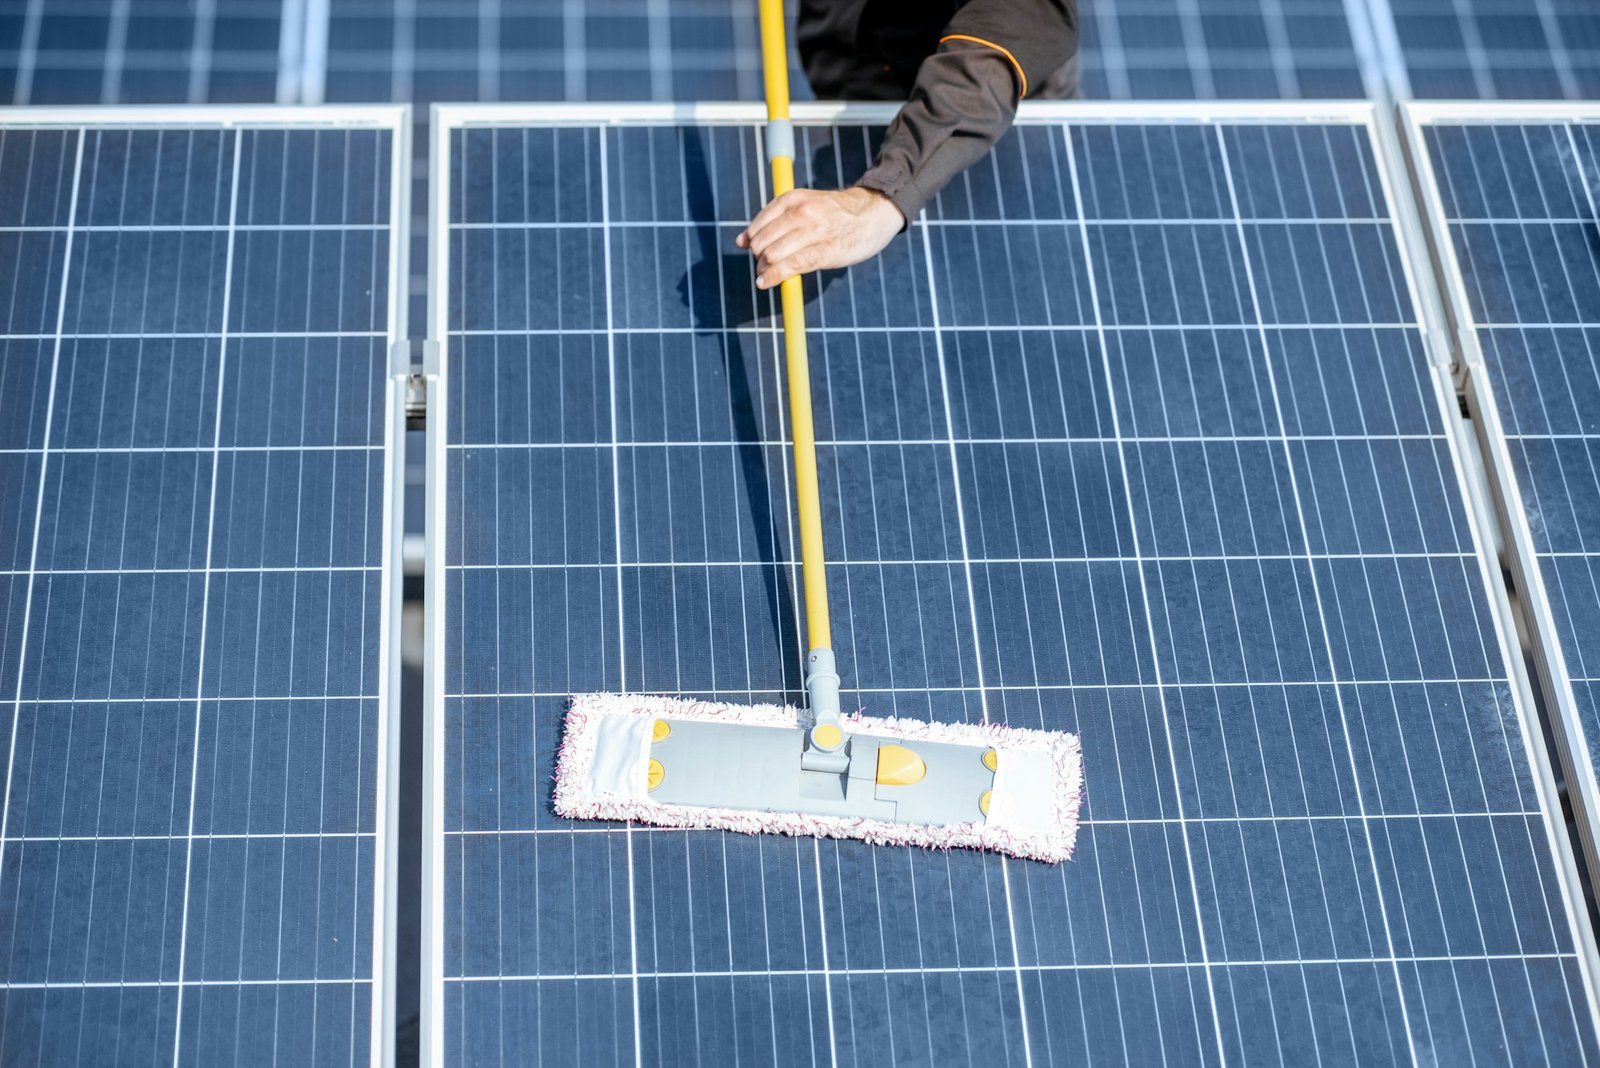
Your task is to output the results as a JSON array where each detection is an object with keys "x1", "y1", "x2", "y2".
[{"x1": 801, "y1": 647, "x2": 848, "y2": 773}]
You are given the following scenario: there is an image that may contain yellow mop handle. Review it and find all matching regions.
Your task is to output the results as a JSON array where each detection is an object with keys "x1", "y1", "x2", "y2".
[{"x1": 759, "y1": 0, "x2": 831, "y2": 655}]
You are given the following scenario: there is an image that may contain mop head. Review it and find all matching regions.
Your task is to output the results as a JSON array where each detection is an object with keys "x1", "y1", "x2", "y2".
[{"x1": 553, "y1": 694, "x2": 1083, "y2": 863}]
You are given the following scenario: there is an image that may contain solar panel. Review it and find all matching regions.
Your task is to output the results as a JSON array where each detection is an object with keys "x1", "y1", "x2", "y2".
[
  {"x1": 2, "y1": 0, "x2": 287, "y2": 105},
  {"x1": 318, "y1": 0, "x2": 1375, "y2": 107},
  {"x1": 1382, "y1": 0, "x2": 1600, "y2": 100},
  {"x1": 1408, "y1": 101, "x2": 1600, "y2": 917},
  {"x1": 0, "y1": 107, "x2": 407, "y2": 1065},
  {"x1": 423, "y1": 100, "x2": 1600, "y2": 1065},
  {"x1": 322, "y1": 0, "x2": 772, "y2": 105},
  {"x1": 12, "y1": 0, "x2": 1600, "y2": 111},
  {"x1": 1080, "y1": 0, "x2": 1371, "y2": 99}
]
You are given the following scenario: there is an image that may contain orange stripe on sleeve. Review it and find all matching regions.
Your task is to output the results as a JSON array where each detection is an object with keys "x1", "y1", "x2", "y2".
[{"x1": 939, "y1": 33, "x2": 1029, "y2": 99}]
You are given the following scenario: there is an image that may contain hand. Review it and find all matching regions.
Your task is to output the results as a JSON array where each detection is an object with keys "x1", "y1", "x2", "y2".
[{"x1": 735, "y1": 186, "x2": 905, "y2": 290}]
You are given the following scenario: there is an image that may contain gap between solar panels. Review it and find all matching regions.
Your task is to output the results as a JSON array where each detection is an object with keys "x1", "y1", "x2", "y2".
[{"x1": 1402, "y1": 99, "x2": 1600, "y2": 946}]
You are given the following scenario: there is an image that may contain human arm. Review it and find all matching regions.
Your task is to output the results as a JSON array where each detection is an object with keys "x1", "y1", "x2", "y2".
[{"x1": 739, "y1": 0, "x2": 1077, "y2": 290}]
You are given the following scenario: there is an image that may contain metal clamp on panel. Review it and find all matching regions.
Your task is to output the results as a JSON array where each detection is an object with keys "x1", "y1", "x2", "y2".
[
  {"x1": 1422, "y1": 324, "x2": 1460, "y2": 372},
  {"x1": 389, "y1": 338, "x2": 413, "y2": 377},
  {"x1": 420, "y1": 338, "x2": 442, "y2": 375},
  {"x1": 404, "y1": 373, "x2": 428, "y2": 427},
  {"x1": 765, "y1": 118, "x2": 795, "y2": 163}
]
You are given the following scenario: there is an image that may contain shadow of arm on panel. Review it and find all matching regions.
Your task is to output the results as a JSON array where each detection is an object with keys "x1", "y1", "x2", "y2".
[{"x1": 673, "y1": 134, "x2": 853, "y2": 331}]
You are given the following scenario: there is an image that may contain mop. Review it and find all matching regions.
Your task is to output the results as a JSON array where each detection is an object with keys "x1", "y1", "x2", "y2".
[{"x1": 552, "y1": 0, "x2": 1083, "y2": 863}]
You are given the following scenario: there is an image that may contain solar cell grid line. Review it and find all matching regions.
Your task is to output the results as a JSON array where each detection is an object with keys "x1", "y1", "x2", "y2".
[
  {"x1": 4, "y1": 0, "x2": 289, "y2": 105},
  {"x1": 426, "y1": 99, "x2": 1600, "y2": 1066},
  {"x1": 0, "y1": 105, "x2": 408, "y2": 1068},
  {"x1": 1378, "y1": 0, "x2": 1600, "y2": 101},
  {"x1": 1404, "y1": 100, "x2": 1600, "y2": 966}
]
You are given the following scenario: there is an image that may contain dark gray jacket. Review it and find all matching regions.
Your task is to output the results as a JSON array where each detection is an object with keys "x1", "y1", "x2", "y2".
[{"x1": 797, "y1": 0, "x2": 1080, "y2": 222}]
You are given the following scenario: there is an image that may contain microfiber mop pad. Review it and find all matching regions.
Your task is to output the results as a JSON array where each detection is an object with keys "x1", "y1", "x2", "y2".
[{"x1": 553, "y1": 694, "x2": 1083, "y2": 863}]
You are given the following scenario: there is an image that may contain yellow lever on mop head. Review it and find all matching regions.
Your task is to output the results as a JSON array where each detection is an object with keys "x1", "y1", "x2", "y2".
[{"x1": 552, "y1": 1, "x2": 1083, "y2": 863}]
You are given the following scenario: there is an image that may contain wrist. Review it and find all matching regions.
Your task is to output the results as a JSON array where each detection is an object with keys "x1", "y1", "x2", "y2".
[{"x1": 851, "y1": 184, "x2": 907, "y2": 231}]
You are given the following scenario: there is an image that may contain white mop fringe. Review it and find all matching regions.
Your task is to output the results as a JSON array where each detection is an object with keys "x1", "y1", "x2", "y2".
[{"x1": 553, "y1": 693, "x2": 1083, "y2": 863}]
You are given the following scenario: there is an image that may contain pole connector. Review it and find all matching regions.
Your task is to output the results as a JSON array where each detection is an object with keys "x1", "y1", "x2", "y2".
[
  {"x1": 802, "y1": 648, "x2": 847, "y2": 772},
  {"x1": 806, "y1": 648, "x2": 841, "y2": 725},
  {"x1": 765, "y1": 118, "x2": 795, "y2": 164}
]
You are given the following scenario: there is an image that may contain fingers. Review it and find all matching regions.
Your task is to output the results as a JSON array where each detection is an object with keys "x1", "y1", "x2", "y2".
[
  {"x1": 736, "y1": 188, "x2": 866, "y2": 288},
  {"x1": 757, "y1": 261, "x2": 801, "y2": 290},
  {"x1": 744, "y1": 216, "x2": 807, "y2": 260},
  {"x1": 732, "y1": 189, "x2": 819, "y2": 251},
  {"x1": 739, "y1": 189, "x2": 808, "y2": 249},
  {"x1": 757, "y1": 230, "x2": 821, "y2": 277},
  {"x1": 756, "y1": 240, "x2": 824, "y2": 289}
]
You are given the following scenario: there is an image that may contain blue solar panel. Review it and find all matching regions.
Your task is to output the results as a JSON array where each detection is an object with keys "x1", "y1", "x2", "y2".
[
  {"x1": 429, "y1": 108, "x2": 1600, "y2": 1065},
  {"x1": 0, "y1": 116, "x2": 402, "y2": 1065},
  {"x1": 10, "y1": 0, "x2": 1600, "y2": 109},
  {"x1": 1418, "y1": 109, "x2": 1600, "y2": 873},
  {"x1": 1080, "y1": 0, "x2": 1369, "y2": 99},
  {"x1": 1386, "y1": 0, "x2": 1600, "y2": 100},
  {"x1": 321, "y1": 0, "x2": 1370, "y2": 106},
  {"x1": 324, "y1": 0, "x2": 773, "y2": 105},
  {"x1": 2, "y1": 0, "x2": 285, "y2": 104}
]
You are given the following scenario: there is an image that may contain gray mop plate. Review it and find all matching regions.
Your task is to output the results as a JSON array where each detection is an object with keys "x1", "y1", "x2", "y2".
[{"x1": 647, "y1": 719, "x2": 996, "y2": 826}]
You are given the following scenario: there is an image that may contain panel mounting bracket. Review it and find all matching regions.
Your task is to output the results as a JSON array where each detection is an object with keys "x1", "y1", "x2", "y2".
[
  {"x1": 390, "y1": 339, "x2": 439, "y2": 428},
  {"x1": 405, "y1": 372, "x2": 428, "y2": 428}
]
